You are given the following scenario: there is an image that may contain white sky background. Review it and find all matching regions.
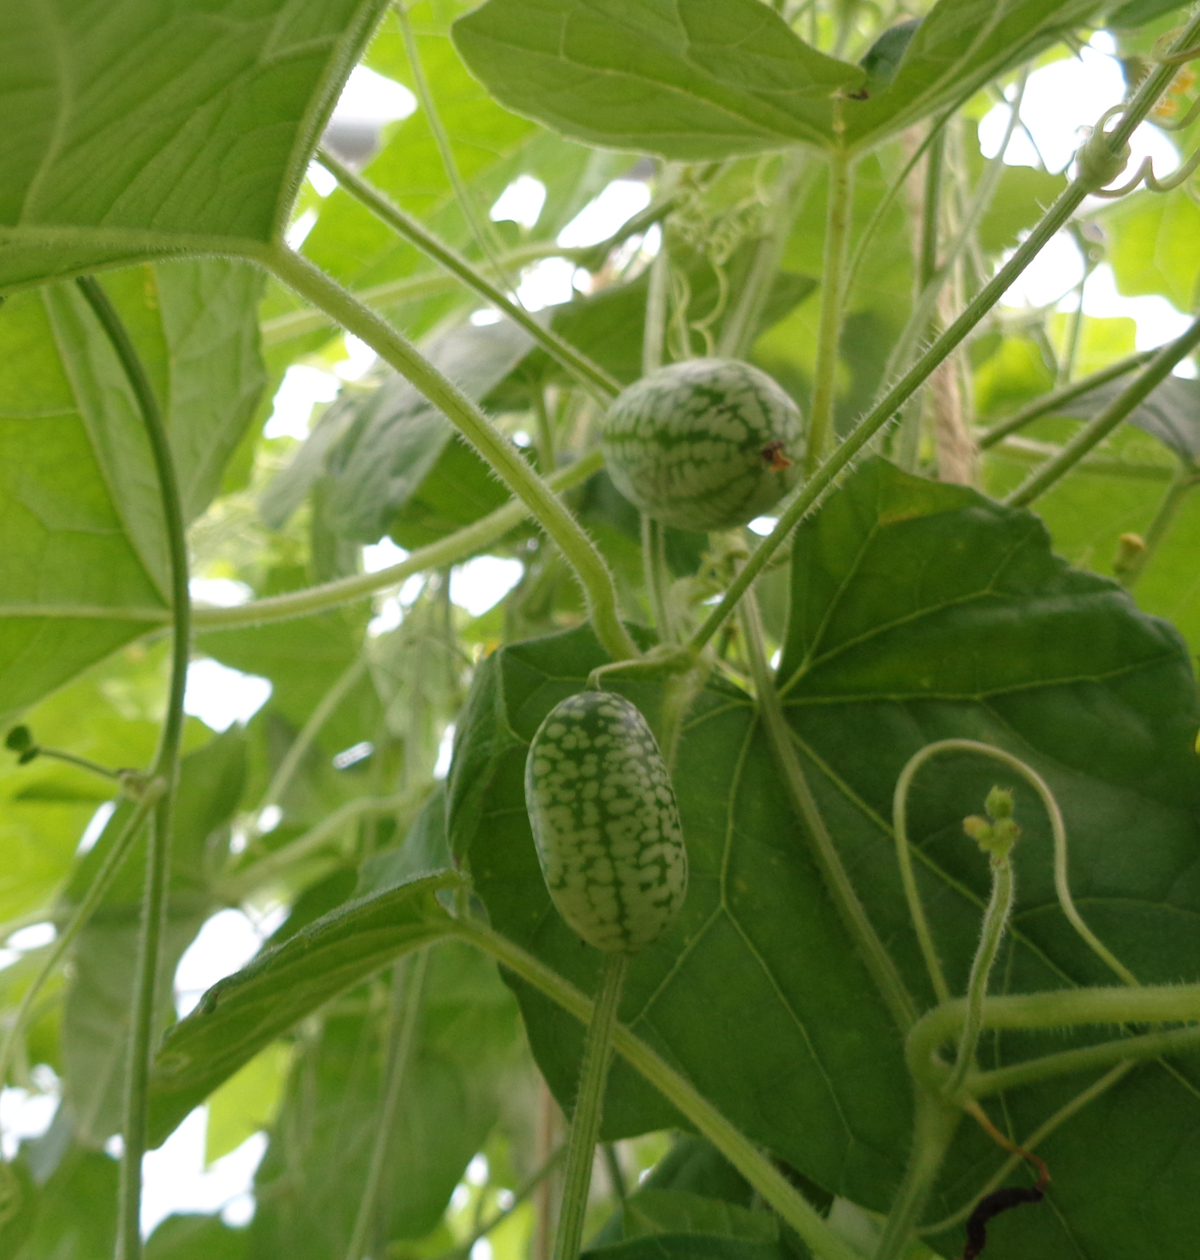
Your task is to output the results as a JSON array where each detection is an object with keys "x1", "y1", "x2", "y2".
[{"x1": 5, "y1": 33, "x2": 1196, "y2": 1234}]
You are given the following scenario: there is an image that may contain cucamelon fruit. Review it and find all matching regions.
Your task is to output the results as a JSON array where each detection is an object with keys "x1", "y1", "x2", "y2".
[
  {"x1": 525, "y1": 690, "x2": 687, "y2": 954},
  {"x1": 601, "y1": 357, "x2": 804, "y2": 532}
]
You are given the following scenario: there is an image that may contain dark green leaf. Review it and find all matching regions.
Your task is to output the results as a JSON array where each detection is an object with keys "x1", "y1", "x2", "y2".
[
  {"x1": 452, "y1": 0, "x2": 864, "y2": 158},
  {"x1": 250, "y1": 940, "x2": 525, "y2": 1255},
  {"x1": 7, "y1": 1146, "x2": 118, "y2": 1260},
  {"x1": 451, "y1": 458, "x2": 1200, "y2": 1260},
  {"x1": 147, "y1": 872, "x2": 458, "y2": 1145},
  {"x1": 583, "y1": 1234, "x2": 786, "y2": 1260},
  {"x1": 0, "y1": 0, "x2": 387, "y2": 288},
  {"x1": 623, "y1": 1190, "x2": 778, "y2": 1243},
  {"x1": 311, "y1": 320, "x2": 531, "y2": 543}
]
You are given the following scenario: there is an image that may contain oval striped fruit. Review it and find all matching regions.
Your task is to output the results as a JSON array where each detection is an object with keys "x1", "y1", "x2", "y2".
[
  {"x1": 525, "y1": 691, "x2": 687, "y2": 954},
  {"x1": 601, "y1": 358, "x2": 804, "y2": 532}
]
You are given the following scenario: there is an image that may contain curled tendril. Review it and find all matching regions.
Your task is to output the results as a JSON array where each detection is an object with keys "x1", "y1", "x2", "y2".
[{"x1": 1078, "y1": 103, "x2": 1200, "y2": 199}]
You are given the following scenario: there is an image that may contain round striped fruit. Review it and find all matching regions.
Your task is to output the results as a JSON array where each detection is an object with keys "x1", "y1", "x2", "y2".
[
  {"x1": 524, "y1": 691, "x2": 687, "y2": 954},
  {"x1": 601, "y1": 358, "x2": 804, "y2": 532}
]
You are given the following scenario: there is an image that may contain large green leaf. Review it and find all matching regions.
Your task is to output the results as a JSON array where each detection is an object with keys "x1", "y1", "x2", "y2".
[
  {"x1": 249, "y1": 940, "x2": 525, "y2": 1256},
  {"x1": 316, "y1": 319, "x2": 530, "y2": 542},
  {"x1": 841, "y1": 0, "x2": 1103, "y2": 149},
  {"x1": 4, "y1": 1146, "x2": 118, "y2": 1260},
  {"x1": 147, "y1": 872, "x2": 458, "y2": 1144},
  {"x1": 61, "y1": 727, "x2": 247, "y2": 1146},
  {"x1": 449, "y1": 458, "x2": 1200, "y2": 1260},
  {"x1": 0, "y1": 0, "x2": 387, "y2": 289},
  {"x1": 452, "y1": 0, "x2": 864, "y2": 159},
  {"x1": 0, "y1": 261, "x2": 265, "y2": 724}
]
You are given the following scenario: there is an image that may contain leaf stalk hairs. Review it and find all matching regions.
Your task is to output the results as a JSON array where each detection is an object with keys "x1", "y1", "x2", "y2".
[
  {"x1": 75, "y1": 275, "x2": 191, "y2": 1260},
  {"x1": 687, "y1": 2, "x2": 1200, "y2": 658},
  {"x1": 265, "y1": 246, "x2": 637, "y2": 664}
]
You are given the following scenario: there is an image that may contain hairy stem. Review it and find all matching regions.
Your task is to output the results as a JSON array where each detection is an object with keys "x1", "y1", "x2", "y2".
[
  {"x1": 191, "y1": 449, "x2": 602, "y2": 631},
  {"x1": 687, "y1": 11, "x2": 1200, "y2": 654},
  {"x1": 919, "y1": 1062, "x2": 1133, "y2": 1234},
  {"x1": 317, "y1": 147, "x2": 619, "y2": 402},
  {"x1": 1006, "y1": 314, "x2": 1200, "y2": 507},
  {"x1": 553, "y1": 952, "x2": 627, "y2": 1260},
  {"x1": 453, "y1": 918, "x2": 864, "y2": 1260},
  {"x1": 976, "y1": 349, "x2": 1156, "y2": 449},
  {"x1": 907, "y1": 983, "x2": 1200, "y2": 1099},
  {"x1": 78, "y1": 276, "x2": 191, "y2": 1260},
  {"x1": 0, "y1": 787, "x2": 163, "y2": 1117},
  {"x1": 740, "y1": 589, "x2": 916, "y2": 1031},
  {"x1": 807, "y1": 148, "x2": 854, "y2": 474},
  {"x1": 892, "y1": 739, "x2": 1137, "y2": 1005},
  {"x1": 871, "y1": 1091, "x2": 960, "y2": 1260},
  {"x1": 946, "y1": 857, "x2": 1013, "y2": 1096},
  {"x1": 266, "y1": 248, "x2": 636, "y2": 662},
  {"x1": 344, "y1": 950, "x2": 428, "y2": 1260}
]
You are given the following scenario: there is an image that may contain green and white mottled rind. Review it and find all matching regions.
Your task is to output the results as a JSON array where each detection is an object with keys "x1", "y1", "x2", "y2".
[
  {"x1": 601, "y1": 358, "x2": 804, "y2": 532},
  {"x1": 525, "y1": 691, "x2": 687, "y2": 954}
]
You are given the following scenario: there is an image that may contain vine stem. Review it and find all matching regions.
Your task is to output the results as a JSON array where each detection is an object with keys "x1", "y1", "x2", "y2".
[
  {"x1": 891, "y1": 739, "x2": 1137, "y2": 1004},
  {"x1": 316, "y1": 147, "x2": 620, "y2": 403},
  {"x1": 394, "y1": 0, "x2": 511, "y2": 289},
  {"x1": 256, "y1": 656, "x2": 369, "y2": 817},
  {"x1": 976, "y1": 349, "x2": 1156, "y2": 449},
  {"x1": 553, "y1": 952, "x2": 628, "y2": 1260},
  {"x1": 946, "y1": 856, "x2": 1013, "y2": 1096},
  {"x1": 739, "y1": 589, "x2": 916, "y2": 1032},
  {"x1": 266, "y1": 248, "x2": 637, "y2": 663},
  {"x1": 919, "y1": 1062, "x2": 1134, "y2": 1235},
  {"x1": 451, "y1": 917, "x2": 865, "y2": 1260},
  {"x1": 1006, "y1": 313, "x2": 1200, "y2": 507},
  {"x1": 344, "y1": 950, "x2": 428, "y2": 1260},
  {"x1": 806, "y1": 147, "x2": 853, "y2": 475},
  {"x1": 686, "y1": 5, "x2": 1200, "y2": 657},
  {"x1": 77, "y1": 275, "x2": 191, "y2": 1260},
  {"x1": 221, "y1": 791, "x2": 420, "y2": 901},
  {"x1": 0, "y1": 786, "x2": 164, "y2": 1128},
  {"x1": 1118, "y1": 463, "x2": 1199, "y2": 587},
  {"x1": 907, "y1": 983, "x2": 1200, "y2": 1101},
  {"x1": 870, "y1": 1090, "x2": 960, "y2": 1260},
  {"x1": 191, "y1": 449, "x2": 603, "y2": 631}
]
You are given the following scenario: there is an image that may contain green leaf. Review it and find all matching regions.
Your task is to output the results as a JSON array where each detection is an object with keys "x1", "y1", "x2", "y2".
[
  {"x1": 446, "y1": 624, "x2": 912, "y2": 1199},
  {"x1": 840, "y1": 0, "x2": 1103, "y2": 149},
  {"x1": 452, "y1": 0, "x2": 865, "y2": 159},
  {"x1": 61, "y1": 727, "x2": 247, "y2": 1146},
  {"x1": 583, "y1": 1235, "x2": 786, "y2": 1260},
  {"x1": 147, "y1": 871, "x2": 458, "y2": 1145},
  {"x1": 1099, "y1": 189, "x2": 1200, "y2": 311},
  {"x1": 204, "y1": 1041, "x2": 292, "y2": 1165},
  {"x1": 450, "y1": 458, "x2": 1200, "y2": 1259},
  {"x1": 0, "y1": 261, "x2": 265, "y2": 724},
  {"x1": 0, "y1": 0, "x2": 387, "y2": 288},
  {"x1": 279, "y1": 319, "x2": 531, "y2": 544},
  {"x1": 145, "y1": 1214, "x2": 247, "y2": 1260},
  {"x1": 7, "y1": 1146, "x2": 118, "y2": 1260},
  {"x1": 250, "y1": 940, "x2": 526, "y2": 1254},
  {"x1": 623, "y1": 1190, "x2": 778, "y2": 1243},
  {"x1": 976, "y1": 166, "x2": 1070, "y2": 255}
]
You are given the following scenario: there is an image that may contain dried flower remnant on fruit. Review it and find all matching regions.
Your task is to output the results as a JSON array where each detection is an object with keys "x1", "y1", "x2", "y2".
[
  {"x1": 602, "y1": 358, "x2": 805, "y2": 532},
  {"x1": 525, "y1": 691, "x2": 687, "y2": 954}
]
